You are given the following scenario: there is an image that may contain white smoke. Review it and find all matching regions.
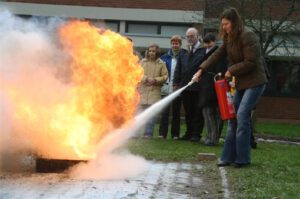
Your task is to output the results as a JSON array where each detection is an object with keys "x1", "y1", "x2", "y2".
[
  {"x1": 0, "y1": 10, "x2": 69, "y2": 171},
  {"x1": 0, "y1": 10, "x2": 188, "y2": 179},
  {"x1": 0, "y1": 11, "x2": 149, "y2": 179},
  {"x1": 69, "y1": 86, "x2": 188, "y2": 180}
]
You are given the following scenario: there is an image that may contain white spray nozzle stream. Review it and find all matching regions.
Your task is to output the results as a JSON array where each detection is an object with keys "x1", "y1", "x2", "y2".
[{"x1": 187, "y1": 75, "x2": 197, "y2": 86}]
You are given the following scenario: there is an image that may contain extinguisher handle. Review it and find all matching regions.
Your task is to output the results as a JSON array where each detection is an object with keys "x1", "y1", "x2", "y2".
[{"x1": 214, "y1": 73, "x2": 223, "y2": 82}]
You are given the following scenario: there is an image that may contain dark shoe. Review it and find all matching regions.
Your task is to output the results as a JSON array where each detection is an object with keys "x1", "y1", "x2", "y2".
[
  {"x1": 205, "y1": 139, "x2": 216, "y2": 146},
  {"x1": 250, "y1": 141, "x2": 257, "y2": 149},
  {"x1": 205, "y1": 142, "x2": 216, "y2": 146},
  {"x1": 179, "y1": 134, "x2": 190, "y2": 140},
  {"x1": 217, "y1": 161, "x2": 231, "y2": 167},
  {"x1": 190, "y1": 136, "x2": 201, "y2": 142},
  {"x1": 234, "y1": 163, "x2": 250, "y2": 168},
  {"x1": 142, "y1": 135, "x2": 152, "y2": 139}
]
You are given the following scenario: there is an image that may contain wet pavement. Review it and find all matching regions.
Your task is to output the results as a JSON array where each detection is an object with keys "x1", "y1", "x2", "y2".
[{"x1": 0, "y1": 161, "x2": 225, "y2": 199}]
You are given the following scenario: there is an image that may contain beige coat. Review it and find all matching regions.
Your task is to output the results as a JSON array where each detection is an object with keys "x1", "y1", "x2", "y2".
[
  {"x1": 139, "y1": 58, "x2": 168, "y2": 105},
  {"x1": 200, "y1": 28, "x2": 267, "y2": 90}
]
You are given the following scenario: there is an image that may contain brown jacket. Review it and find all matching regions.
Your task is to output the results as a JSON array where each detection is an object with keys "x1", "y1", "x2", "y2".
[
  {"x1": 139, "y1": 58, "x2": 168, "y2": 105},
  {"x1": 200, "y1": 28, "x2": 267, "y2": 90}
]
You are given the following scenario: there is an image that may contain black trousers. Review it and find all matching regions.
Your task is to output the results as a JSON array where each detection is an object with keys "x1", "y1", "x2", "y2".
[
  {"x1": 159, "y1": 95, "x2": 182, "y2": 138},
  {"x1": 182, "y1": 90, "x2": 204, "y2": 139}
]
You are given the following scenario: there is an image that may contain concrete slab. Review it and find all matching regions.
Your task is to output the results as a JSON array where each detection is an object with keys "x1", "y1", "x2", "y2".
[{"x1": 0, "y1": 161, "x2": 222, "y2": 199}]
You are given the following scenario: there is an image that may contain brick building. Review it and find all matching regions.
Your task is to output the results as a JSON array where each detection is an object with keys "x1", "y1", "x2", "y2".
[{"x1": 1, "y1": 0, "x2": 299, "y2": 121}]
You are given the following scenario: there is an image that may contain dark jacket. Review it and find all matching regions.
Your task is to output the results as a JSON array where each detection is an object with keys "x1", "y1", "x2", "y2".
[
  {"x1": 174, "y1": 47, "x2": 206, "y2": 91},
  {"x1": 200, "y1": 28, "x2": 267, "y2": 90},
  {"x1": 198, "y1": 46, "x2": 228, "y2": 107}
]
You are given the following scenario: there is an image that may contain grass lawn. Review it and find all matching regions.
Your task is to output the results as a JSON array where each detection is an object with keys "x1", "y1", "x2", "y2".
[
  {"x1": 127, "y1": 121, "x2": 300, "y2": 198},
  {"x1": 255, "y1": 121, "x2": 300, "y2": 139}
]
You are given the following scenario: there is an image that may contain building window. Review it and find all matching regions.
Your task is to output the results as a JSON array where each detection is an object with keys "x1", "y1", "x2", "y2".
[
  {"x1": 161, "y1": 25, "x2": 189, "y2": 37},
  {"x1": 126, "y1": 23, "x2": 158, "y2": 35},
  {"x1": 126, "y1": 22, "x2": 192, "y2": 36},
  {"x1": 265, "y1": 60, "x2": 300, "y2": 98},
  {"x1": 105, "y1": 21, "x2": 119, "y2": 32},
  {"x1": 91, "y1": 19, "x2": 119, "y2": 32}
]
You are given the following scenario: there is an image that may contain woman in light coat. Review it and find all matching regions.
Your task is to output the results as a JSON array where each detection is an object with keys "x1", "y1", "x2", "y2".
[{"x1": 140, "y1": 44, "x2": 168, "y2": 138}]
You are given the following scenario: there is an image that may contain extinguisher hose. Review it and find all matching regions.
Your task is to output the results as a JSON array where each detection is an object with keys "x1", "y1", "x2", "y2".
[{"x1": 213, "y1": 72, "x2": 223, "y2": 82}]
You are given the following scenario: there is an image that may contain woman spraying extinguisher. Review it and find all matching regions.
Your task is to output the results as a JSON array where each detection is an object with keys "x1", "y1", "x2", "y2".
[{"x1": 193, "y1": 7, "x2": 267, "y2": 168}]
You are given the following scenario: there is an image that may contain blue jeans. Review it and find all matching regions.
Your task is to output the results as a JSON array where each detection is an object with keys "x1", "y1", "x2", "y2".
[
  {"x1": 140, "y1": 105, "x2": 156, "y2": 137},
  {"x1": 220, "y1": 84, "x2": 266, "y2": 164}
]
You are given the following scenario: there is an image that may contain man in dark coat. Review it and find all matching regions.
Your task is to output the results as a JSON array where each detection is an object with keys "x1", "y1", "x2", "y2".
[{"x1": 173, "y1": 27, "x2": 206, "y2": 141}]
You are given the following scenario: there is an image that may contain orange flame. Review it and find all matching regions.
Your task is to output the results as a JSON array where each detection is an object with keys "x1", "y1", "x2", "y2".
[{"x1": 2, "y1": 20, "x2": 143, "y2": 159}]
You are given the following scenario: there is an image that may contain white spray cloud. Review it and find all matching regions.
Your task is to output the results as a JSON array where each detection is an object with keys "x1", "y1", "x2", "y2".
[
  {"x1": 0, "y1": 10, "x2": 188, "y2": 179},
  {"x1": 68, "y1": 118, "x2": 150, "y2": 180},
  {"x1": 0, "y1": 10, "x2": 149, "y2": 178},
  {"x1": 69, "y1": 85, "x2": 188, "y2": 180},
  {"x1": 0, "y1": 11, "x2": 70, "y2": 170}
]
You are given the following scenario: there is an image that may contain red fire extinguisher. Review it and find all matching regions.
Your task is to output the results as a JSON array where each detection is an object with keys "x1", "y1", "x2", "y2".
[{"x1": 214, "y1": 73, "x2": 236, "y2": 120}]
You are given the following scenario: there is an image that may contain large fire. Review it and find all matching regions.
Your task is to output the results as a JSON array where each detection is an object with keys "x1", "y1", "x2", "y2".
[{"x1": 1, "y1": 20, "x2": 143, "y2": 160}]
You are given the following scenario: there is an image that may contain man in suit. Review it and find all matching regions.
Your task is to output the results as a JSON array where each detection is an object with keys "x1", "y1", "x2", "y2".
[{"x1": 173, "y1": 27, "x2": 205, "y2": 142}]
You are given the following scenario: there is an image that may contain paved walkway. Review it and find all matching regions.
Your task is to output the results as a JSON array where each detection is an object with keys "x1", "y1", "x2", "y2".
[
  {"x1": 258, "y1": 138, "x2": 300, "y2": 145},
  {"x1": 0, "y1": 161, "x2": 224, "y2": 199}
]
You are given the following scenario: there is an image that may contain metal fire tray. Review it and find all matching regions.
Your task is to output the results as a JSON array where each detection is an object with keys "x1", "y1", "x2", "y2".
[{"x1": 36, "y1": 157, "x2": 87, "y2": 173}]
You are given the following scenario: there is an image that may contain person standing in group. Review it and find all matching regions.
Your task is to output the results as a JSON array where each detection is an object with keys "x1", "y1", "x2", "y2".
[
  {"x1": 198, "y1": 33, "x2": 227, "y2": 146},
  {"x1": 193, "y1": 7, "x2": 267, "y2": 167},
  {"x1": 139, "y1": 44, "x2": 168, "y2": 138},
  {"x1": 173, "y1": 27, "x2": 206, "y2": 142},
  {"x1": 158, "y1": 35, "x2": 187, "y2": 140}
]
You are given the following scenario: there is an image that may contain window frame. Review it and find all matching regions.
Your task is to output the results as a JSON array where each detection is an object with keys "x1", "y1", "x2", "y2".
[{"x1": 125, "y1": 21, "x2": 192, "y2": 37}]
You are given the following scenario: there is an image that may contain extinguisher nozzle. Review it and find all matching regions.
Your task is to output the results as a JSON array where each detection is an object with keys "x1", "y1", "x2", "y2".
[
  {"x1": 188, "y1": 76, "x2": 197, "y2": 86},
  {"x1": 187, "y1": 80, "x2": 194, "y2": 87}
]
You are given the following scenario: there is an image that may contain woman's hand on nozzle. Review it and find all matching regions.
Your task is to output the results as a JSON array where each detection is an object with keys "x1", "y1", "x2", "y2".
[{"x1": 192, "y1": 69, "x2": 203, "y2": 82}]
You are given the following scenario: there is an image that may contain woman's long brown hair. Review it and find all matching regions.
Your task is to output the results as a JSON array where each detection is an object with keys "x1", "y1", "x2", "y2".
[
  {"x1": 219, "y1": 7, "x2": 244, "y2": 43},
  {"x1": 145, "y1": 44, "x2": 161, "y2": 60}
]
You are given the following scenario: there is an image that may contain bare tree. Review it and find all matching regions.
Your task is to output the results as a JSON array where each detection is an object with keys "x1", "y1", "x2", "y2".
[
  {"x1": 238, "y1": 0, "x2": 300, "y2": 57},
  {"x1": 199, "y1": 0, "x2": 300, "y2": 57}
]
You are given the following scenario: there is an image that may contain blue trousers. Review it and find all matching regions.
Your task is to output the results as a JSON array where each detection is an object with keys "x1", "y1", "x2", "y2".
[
  {"x1": 220, "y1": 84, "x2": 266, "y2": 164},
  {"x1": 141, "y1": 104, "x2": 156, "y2": 137}
]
